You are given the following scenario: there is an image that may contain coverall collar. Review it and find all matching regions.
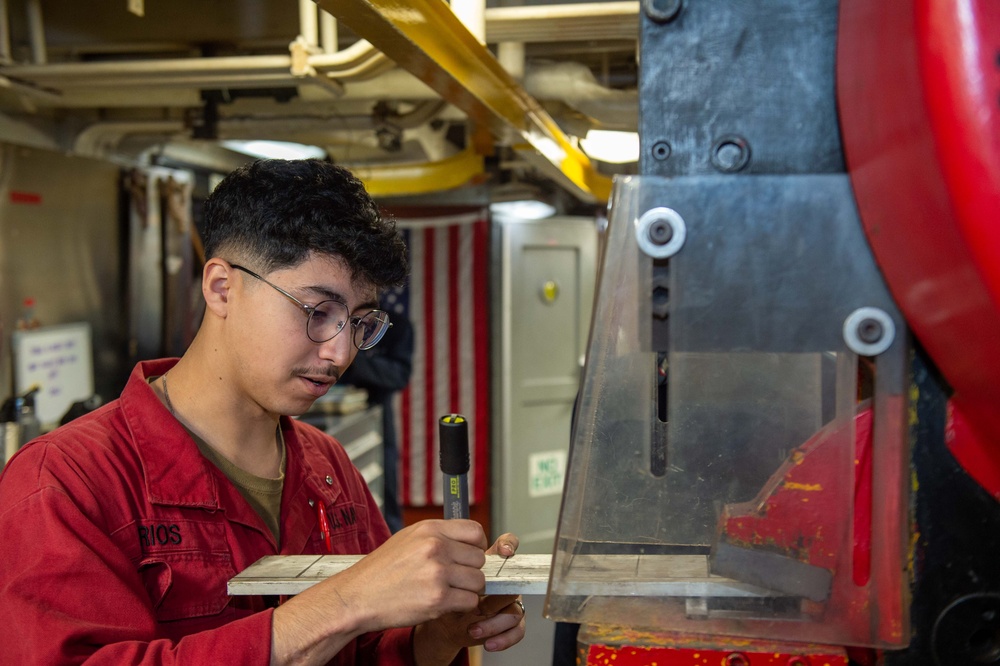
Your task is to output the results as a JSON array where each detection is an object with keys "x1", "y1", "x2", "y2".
[{"x1": 120, "y1": 358, "x2": 222, "y2": 509}]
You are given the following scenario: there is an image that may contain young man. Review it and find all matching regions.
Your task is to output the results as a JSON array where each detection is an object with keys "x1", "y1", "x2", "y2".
[{"x1": 0, "y1": 159, "x2": 524, "y2": 665}]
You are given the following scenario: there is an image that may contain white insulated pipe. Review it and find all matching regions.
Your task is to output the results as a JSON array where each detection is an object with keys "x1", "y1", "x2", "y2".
[
  {"x1": 450, "y1": 0, "x2": 485, "y2": 44},
  {"x1": 497, "y1": 42, "x2": 525, "y2": 81},
  {"x1": 1, "y1": 40, "x2": 382, "y2": 83},
  {"x1": 26, "y1": 0, "x2": 46, "y2": 64},
  {"x1": 298, "y1": 0, "x2": 318, "y2": 49},
  {"x1": 0, "y1": 0, "x2": 11, "y2": 64},
  {"x1": 320, "y1": 11, "x2": 338, "y2": 54}
]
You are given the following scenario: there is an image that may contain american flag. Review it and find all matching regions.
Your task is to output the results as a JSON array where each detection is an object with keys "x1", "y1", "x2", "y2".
[{"x1": 385, "y1": 211, "x2": 490, "y2": 507}]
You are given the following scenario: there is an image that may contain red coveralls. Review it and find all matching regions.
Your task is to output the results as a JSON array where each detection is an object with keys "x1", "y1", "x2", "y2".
[{"x1": 0, "y1": 359, "x2": 416, "y2": 665}]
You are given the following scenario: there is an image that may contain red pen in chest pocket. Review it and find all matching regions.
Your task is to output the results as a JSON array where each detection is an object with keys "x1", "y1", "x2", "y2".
[{"x1": 316, "y1": 501, "x2": 332, "y2": 554}]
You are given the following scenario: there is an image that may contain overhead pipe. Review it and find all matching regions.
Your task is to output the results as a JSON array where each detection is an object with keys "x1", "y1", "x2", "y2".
[
  {"x1": 342, "y1": 64, "x2": 634, "y2": 131},
  {"x1": 325, "y1": 0, "x2": 611, "y2": 202},
  {"x1": 321, "y1": 11, "x2": 338, "y2": 54},
  {"x1": 49, "y1": 73, "x2": 302, "y2": 89},
  {"x1": 525, "y1": 61, "x2": 637, "y2": 130},
  {"x1": 0, "y1": 39, "x2": 385, "y2": 85},
  {"x1": 0, "y1": 112, "x2": 60, "y2": 149},
  {"x1": 73, "y1": 120, "x2": 185, "y2": 158},
  {"x1": 450, "y1": 0, "x2": 485, "y2": 44},
  {"x1": 22, "y1": 60, "x2": 629, "y2": 131},
  {"x1": 3, "y1": 55, "x2": 294, "y2": 80},
  {"x1": 497, "y1": 42, "x2": 524, "y2": 82},
  {"x1": 315, "y1": 50, "x2": 392, "y2": 79},
  {"x1": 25, "y1": 0, "x2": 46, "y2": 64},
  {"x1": 484, "y1": 2, "x2": 638, "y2": 43},
  {"x1": 0, "y1": 0, "x2": 11, "y2": 64},
  {"x1": 502, "y1": 7, "x2": 548, "y2": 93},
  {"x1": 222, "y1": 101, "x2": 446, "y2": 135},
  {"x1": 0, "y1": 3, "x2": 638, "y2": 93},
  {"x1": 0, "y1": 2, "x2": 640, "y2": 78},
  {"x1": 350, "y1": 145, "x2": 485, "y2": 198},
  {"x1": 0, "y1": 74, "x2": 59, "y2": 102},
  {"x1": 73, "y1": 100, "x2": 448, "y2": 155},
  {"x1": 298, "y1": 0, "x2": 319, "y2": 50}
]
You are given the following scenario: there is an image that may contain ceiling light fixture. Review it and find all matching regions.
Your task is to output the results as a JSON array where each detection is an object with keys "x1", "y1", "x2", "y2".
[
  {"x1": 580, "y1": 130, "x2": 640, "y2": 164},
  {"x1": 221, "y1": 140, "x2": 327, "y2": 161},
  {"x1": 490, "y1": 199, "x2": 556, "y2": 220}
]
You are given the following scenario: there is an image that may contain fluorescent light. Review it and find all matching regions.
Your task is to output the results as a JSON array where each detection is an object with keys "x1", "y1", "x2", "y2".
[
  {"x1": 221, "y1": 140, "x2": 326, "y2": 161},
  {"x1": 490, "y1": 199, "x2": 556, "y2": 220},
  {"x1": 580, "y1": 130, "x2": 639, "y2": 164}
]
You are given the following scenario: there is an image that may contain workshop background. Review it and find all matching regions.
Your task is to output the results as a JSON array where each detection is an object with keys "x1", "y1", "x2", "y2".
[{"x1": 2, "y1": 1, "x2": 999, "y2": 665}]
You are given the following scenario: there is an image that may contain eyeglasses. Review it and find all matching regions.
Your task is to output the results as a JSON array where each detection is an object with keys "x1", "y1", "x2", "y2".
[{"x1": 230, "y1": 264, "x2": 391, "y2": 350}]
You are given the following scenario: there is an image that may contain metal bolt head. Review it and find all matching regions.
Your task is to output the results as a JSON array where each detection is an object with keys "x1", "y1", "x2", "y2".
[
  {"x1": 787, "y1": 658, "x2": 811, "y2": 666},
  {"x1": 643, "y1": 0, "x2": 682, "y2": 23},
  {"x1": 711, "y1": 135, "x2": 751, "y2": 172},
  {"x1": 726, "y1": 653, "x2": 750, "y2": 666},
  {"x1": 648, "y1": 219, "x2": 674, "y2": 245},
  {"x1": 651, "y1": 140, "x2": 672, "y2": 161},
  {"x1": 857, "y1": 318, "x2": 884, "y2": 344}
]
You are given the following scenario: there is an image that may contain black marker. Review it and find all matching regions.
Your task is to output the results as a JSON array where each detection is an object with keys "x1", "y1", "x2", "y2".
[{"x1": 439, "y1": 414, "x2": 470, "y2": 520}]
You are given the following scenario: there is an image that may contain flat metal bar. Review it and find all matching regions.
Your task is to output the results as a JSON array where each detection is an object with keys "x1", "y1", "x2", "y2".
[
  {"x1": 320, "y1": 0, "x2": 611, "y2": 203},
  {"x1": 554, "y1": 554, "x2": 778, "y2": 598},
  {"x1": 228, "y1": 553, "x2": 553, "y2": 597},
  {"x1": 229, "y1": 552, "x2": 776, "y2": 599}
]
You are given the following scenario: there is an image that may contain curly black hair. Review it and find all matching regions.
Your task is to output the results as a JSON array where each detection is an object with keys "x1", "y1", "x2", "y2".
[{"x1": 201, "y1": 159, "x2": 408, "y2": 291}]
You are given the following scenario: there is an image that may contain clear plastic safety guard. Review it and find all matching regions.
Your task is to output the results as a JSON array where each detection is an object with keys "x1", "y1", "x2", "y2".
[{"x1": 545, "y1": 174, "x2": 910, "y2": 648}]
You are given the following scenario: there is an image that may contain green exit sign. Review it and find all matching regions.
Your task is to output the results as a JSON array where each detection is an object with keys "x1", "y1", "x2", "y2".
[{"x1": 528, "y1": 450, "x2": 567, "y2": 498}]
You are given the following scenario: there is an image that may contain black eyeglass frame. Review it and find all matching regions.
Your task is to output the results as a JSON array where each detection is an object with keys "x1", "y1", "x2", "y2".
[{"x1": 230, "y1": 264, "x2": 391, "y2": 350}]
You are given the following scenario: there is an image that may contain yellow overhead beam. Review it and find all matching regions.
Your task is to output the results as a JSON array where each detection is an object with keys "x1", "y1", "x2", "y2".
[
  {"x1": 349, "y1": 145, "x2": 485, "y2": 198},
  {"x1": 320, "y1": 0, "x2": 612, "y2": 203}
]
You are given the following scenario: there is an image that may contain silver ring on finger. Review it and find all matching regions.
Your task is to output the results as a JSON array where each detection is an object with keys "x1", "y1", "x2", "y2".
[{"x1": 514, "y1": 599, "x2": 525, "y2": 615}]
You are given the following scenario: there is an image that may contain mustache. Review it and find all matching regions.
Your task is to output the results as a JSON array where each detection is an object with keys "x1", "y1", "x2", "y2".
[{"x1": 292, "y1": 366, "x2": 341, "y2": 382}]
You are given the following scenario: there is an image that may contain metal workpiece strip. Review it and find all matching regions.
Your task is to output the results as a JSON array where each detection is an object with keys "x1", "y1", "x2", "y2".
[{"x1": 229, "y1": 553, "x2": 553, "y2": 597}]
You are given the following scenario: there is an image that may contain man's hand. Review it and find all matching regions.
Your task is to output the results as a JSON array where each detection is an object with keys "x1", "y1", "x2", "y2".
[
  {"x1": 329, "y1": 519, "x2": 492, "y2": 630},
  {"x1": 271, "y1": 520, "x2": 490, "y2": 665},
  {"x1": 413, "y1": 533, "x2": 526, "y2": 665}
]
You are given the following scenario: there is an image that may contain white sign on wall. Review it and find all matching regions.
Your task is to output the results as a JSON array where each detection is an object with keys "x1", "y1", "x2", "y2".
[
  {"x1": 528, "y1": 449, "x2": 567, "y2": 498},
  {"x1": 12, "y1": 323, "x2": 94, "y2": 428}
]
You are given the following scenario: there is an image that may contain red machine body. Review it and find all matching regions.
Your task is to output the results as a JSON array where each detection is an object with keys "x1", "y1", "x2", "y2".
[
  {"x1": 837, "y1": 0, "x2": 1000, "y2": 498},
  {"x1": 582, "y1": 1, "x2": 999, "y2": 663}
]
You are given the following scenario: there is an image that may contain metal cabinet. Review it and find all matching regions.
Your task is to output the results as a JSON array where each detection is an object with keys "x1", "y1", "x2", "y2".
[{"x1": 492, "y1": 216, "x2": 598, "y2": 555}]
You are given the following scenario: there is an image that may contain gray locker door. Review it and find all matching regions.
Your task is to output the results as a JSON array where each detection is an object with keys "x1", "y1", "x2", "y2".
[{"x1": 493, "y1": 216, "x2": 597, "y2": 555}]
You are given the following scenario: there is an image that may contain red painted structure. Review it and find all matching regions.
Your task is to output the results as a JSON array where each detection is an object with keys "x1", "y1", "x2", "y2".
[
  {"x1": 584, "y1": 645, "x2": 847, "y2": 666},
  {"x1": 586, "y1": 1, "x2": 999, "y2": 662},
  {"x1": 838, "y1": 0, "x2": 1000, "y2": 498},
  {"x1": 581, "y1": 633, "x2": 849, "y2": 666},
  {"x1": 717, "y1": 408, "x2": 904, "y2": 645}
]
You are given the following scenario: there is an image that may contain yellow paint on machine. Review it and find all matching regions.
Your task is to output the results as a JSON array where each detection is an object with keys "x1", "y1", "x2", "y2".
[{"x1": 783, "y1": 481, "x2": 823, "y2": 492}]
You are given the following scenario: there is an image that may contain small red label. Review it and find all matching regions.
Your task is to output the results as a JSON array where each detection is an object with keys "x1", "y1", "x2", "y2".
[{"x1": 9, "y1": 191, "x2": 42, "y2": 205}]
